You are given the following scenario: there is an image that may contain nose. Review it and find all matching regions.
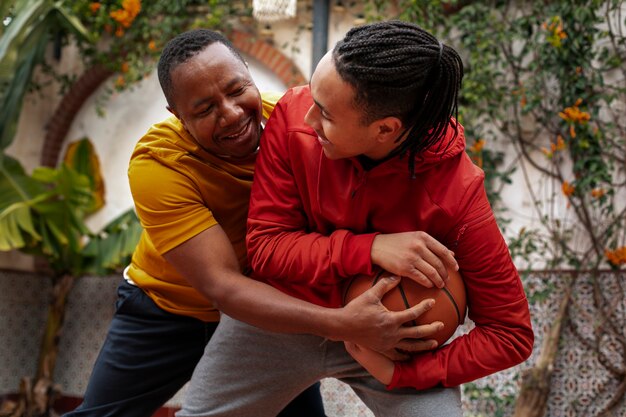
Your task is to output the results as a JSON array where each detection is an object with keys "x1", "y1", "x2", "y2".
[
  {"x1": 304, "y1": 104, "x2": 320, "y2": 130},
  {"x1": 219, "y1": 99, "x2": 244, "y2": 128}
]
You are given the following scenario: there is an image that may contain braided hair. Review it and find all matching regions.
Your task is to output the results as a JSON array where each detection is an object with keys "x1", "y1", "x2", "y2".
[
  {"x1": 157, "y1": 29, "x2": 245, "y2": 109},
  {"x1": 333, "y1": 20, "x2": 464, "y2": 177}
]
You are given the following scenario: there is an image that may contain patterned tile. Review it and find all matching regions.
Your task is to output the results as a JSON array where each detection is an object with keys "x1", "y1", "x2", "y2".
[{"x1": 2, "y1": 270, "x2": 625, "y2": 416}]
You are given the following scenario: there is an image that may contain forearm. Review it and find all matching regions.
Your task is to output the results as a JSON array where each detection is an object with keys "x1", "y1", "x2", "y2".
[
  {"x1": 164, "y1": 225, "x2": 349, "y2": 339},
  {"x1": 204, "y1": 269, "x2": 345, "y2": 338},
  {"x1": 390, "y1": 215, "x2": 534, "y2": 389},
  {"x1": 247, "y1": 220, "x2": 376, "y2": 286},
  {"x1": 390, "y1": 300, "x2": 534, "y2": 389},
  {"x1": 166, "y1": 226, "x2": 444, "y2": 353}
]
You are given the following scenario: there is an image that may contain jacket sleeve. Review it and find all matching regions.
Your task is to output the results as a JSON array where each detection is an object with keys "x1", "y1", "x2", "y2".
[
  {"x1": 388, "y1": 176, "x2": 534, "y2": 390},
  {"x1": 247, "y1": 91, "x2": 376, "y2": 286}
]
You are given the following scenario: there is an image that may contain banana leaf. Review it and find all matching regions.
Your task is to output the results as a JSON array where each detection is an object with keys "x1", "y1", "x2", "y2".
[
  {"x1": 0, "y1": 0, "x2": 94, "y2": 152},
  {"x1": 0, "y1": 154, "x2": 45, "y2": 250},
  {"x1": 0, "y1": 20, "x2": 49, "y2": 153},
  {"x1": 64, "y1": 138, "x2": 105, "y2": 212},
  {"x1": 81, "y1": 208, "x2": 143, "y2": 275}
]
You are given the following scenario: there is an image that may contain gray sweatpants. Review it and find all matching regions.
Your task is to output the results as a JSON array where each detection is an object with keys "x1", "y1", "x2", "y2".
[{"x1": 177, "y1": 315, "x2": 463, "y2": 417}]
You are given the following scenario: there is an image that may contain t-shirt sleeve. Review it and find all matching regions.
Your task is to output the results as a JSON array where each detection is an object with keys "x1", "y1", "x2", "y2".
[{"x1": 129, "y1": 155, "x2": 217, "y2": 254}]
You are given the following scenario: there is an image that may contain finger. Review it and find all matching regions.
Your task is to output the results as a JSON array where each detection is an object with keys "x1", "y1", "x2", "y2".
[
  {"x1": 390, "y1": 298, "x2": 435, "y2": 326},
  {"x1": 412, "y1": 252, "x2": 447, "y2": 288},
  {"x1": 366, "y1": 274, "x2": 401, "y2": 300},
  {"x1": 422, "y1": 233, "x2": 459, "y2": 272},
  {"x1": 344, "y1": 342, "x2": 360, "y2": 356},
  {"x1": 407, "y1": 262, "x2": 440, "y2": 288},
  {"x1": 378, "y1": 348, "x2": 410, "y2": 361},
  {"x1": 395, "y1": 338, "x2": 439, "y2": 352},
  {"x1": 398, "y1": 321, "x2": 444, "y2": 340}
]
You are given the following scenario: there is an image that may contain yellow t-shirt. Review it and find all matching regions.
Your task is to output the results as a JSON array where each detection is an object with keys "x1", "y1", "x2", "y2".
[{"x1": 126, "y1": 93, "x2": 281, "y2": 322}]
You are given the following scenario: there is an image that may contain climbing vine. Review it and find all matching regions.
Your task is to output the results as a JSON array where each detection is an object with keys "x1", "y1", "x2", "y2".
[{"x1": 338, "y1": 0, "x2": 626, "y2": 415}]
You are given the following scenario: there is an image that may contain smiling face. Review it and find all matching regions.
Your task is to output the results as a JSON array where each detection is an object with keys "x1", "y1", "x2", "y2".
[
  {"x1": 167, "y1": 42, "x2": 262, "y2": 159},
  {"x1": 304, "y1": 52, "x2": 404, "y2": 161}
]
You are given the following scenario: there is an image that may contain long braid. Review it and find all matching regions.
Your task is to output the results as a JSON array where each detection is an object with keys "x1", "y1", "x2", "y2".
[
  {"x1": 333, "y1": 21, "x2": 464, "y2": 177},
  {"x1": 157, "y1": 29, "x2": 245, "y2": 109}
]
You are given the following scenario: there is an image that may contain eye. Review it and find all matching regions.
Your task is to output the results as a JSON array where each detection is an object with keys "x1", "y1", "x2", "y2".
[
  {"x1": 197, "y1": 105, "x2": 214, "y2": 116},
  {"x1": 230, "y1": 85, "x2": 246, "y2": 96}
]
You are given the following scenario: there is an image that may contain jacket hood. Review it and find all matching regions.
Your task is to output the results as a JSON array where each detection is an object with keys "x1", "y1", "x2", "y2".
[{"x1": 398, "y1": 119, "x2": 466, "y2": 175}]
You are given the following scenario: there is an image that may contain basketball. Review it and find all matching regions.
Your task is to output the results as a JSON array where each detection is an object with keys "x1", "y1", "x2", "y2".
[{"x1": 343, "y1": 268, "x2": 467, "y2": 347}]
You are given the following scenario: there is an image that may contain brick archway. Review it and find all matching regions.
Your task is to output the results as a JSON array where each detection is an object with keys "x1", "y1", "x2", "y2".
[
  {"x1": 41, "y1": 31, "x2": 307, "y2": 167},
  {"x1": 229, "y1": 30, "x2": 307, "y2": 88}
]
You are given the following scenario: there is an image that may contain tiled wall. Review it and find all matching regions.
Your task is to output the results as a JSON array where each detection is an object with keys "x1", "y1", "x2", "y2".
[{"x1": 2, "y1": 270, "x2": 625, "y2": 416}]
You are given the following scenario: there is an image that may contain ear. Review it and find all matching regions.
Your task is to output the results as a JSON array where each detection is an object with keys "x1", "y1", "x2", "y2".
[
  {"x1": 167, "y1": 105, "x2": 189, "y2": 131},
  {"x1": 373, "y1": 116, "x2": 404, "y2": 144}
]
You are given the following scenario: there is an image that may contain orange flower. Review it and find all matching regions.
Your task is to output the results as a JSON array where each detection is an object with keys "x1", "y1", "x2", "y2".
[
  {"x1": 591, "y1": 188, "x2": 605, "y2": 199},
  {"x1": 470, "y1": 138, "x2": 485, "y2": 153},
  {"x1": 545, "y1": 16, "x2": 568, "y2": 47},
  {"x1": 90, "y1": 2, "x2": 101, "y2": 13},
  {"x1": 148, "y1": 40, "x2": 157, "y2": 51},
  {"x1": 115, "y1": 26, "x2": 124, "y2": 37},
  {"x1": 605, "y1": 246, "x2": 626, "y2": 266},
  {"x1": 555, "y1": 135, "x2": 565, "y2": 151},
  {"x1": 115, "y1": 75, "x2": 125, "y2": 87},
  {"x1": 120, "y1": 62, "x2": 129, "y2": 73},
  {"x1": 110, "y1": 0, "x2": 141, "y2": 28},
  {"x1": 543, "y1": 135, "x2": 565, "y2": 158},
  {"x1": 559, "y1": 99, "x2": 591, "y2": 124},
  {"x1": 520, "y1": 95, "x2": 527, "y2": 108},
  {"x1": 562, "y1": 181, "x2": 575, "y2": 197}
]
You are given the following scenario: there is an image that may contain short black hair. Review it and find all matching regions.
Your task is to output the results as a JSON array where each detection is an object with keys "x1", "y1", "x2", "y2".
[
  {"x1": 157, "y1": 29, "x2": 245, "y2": 108},
  {"x1": 333, "y1": 20, "x2": 464, "y2": 176}
]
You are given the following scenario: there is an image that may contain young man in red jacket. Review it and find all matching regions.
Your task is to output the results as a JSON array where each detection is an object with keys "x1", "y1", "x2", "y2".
[{"x1": 177, "y1": 21, "x2": 533, "y2": 417}]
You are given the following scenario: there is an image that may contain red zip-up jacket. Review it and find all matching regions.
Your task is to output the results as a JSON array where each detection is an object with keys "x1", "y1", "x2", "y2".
[{"x1": 247, "y1": 86, "x2": 533, "y2": 390}]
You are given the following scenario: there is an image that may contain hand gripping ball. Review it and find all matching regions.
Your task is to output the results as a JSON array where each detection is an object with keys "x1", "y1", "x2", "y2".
[{"x1": 343, "y1": 268, "x2": 467, "y2": 347}]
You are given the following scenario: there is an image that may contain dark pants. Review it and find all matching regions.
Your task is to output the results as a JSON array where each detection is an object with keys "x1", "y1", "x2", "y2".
[{"x1": 63, "y1": 280, "x2": 325, "y2": 417}]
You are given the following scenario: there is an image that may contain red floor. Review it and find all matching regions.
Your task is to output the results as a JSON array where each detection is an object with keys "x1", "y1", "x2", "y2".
[{"x1": 1, "y1": 394, "x2": 180, "y2": 416}]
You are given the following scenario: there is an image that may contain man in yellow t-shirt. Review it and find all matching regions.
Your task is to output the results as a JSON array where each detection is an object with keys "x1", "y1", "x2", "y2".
[{"x1": 64, "y1": 29, "x2": 437, "y2": 417}]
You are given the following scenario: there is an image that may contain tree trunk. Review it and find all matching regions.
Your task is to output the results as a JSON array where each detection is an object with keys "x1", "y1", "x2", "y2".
[
  {"x1": 513, "y1": 281, "x2": 573, "y2": 417},
  {"x1": 37, "y1": 273, "x2": 76, "y2": 381}
]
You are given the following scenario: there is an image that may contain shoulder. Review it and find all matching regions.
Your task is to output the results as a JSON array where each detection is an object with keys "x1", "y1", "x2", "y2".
[
  {"x1": 262, "y1": 86, "x2": 317, "y2": 153},
  {"x1": 130, "y1": 115, "x2": 197, "y2": 165},
  {"x1": 274, "y1": 86, "x2": 315, "y2": 131},
  {"x1": 421, "y1": 152, "x2": 487, "y2": 216}
]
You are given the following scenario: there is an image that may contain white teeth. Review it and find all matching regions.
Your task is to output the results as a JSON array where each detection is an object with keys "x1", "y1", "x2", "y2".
[{"x1": 223, "y1": 120, "x2": 249, "y2": 140}]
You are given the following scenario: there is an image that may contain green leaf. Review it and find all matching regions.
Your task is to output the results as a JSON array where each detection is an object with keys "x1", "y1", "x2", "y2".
[
  {"x1": 0, "y1": 0, "x2": 97, "y2": 150},
  {"x1": 52, "y1": 2, "x2": 94, "y2": 43},
  {"x1": 63, "y1": 138, "x2": 105, "y2": 212},
  {"x1": 0, "y1": 30, "x2": 48, "y2": 150},
  {"x1": 0, "y1": 0, "x2": 52, "y2": 65},
  {"x1": 82, "y1": 209, "x2": 142, "y2": 275},
  {"x1": 0, "y1": 154, "x2": 44, "y2": 208},
  {"x1": 0, "y1": 202, "x2": 31, "y2": 250}
]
